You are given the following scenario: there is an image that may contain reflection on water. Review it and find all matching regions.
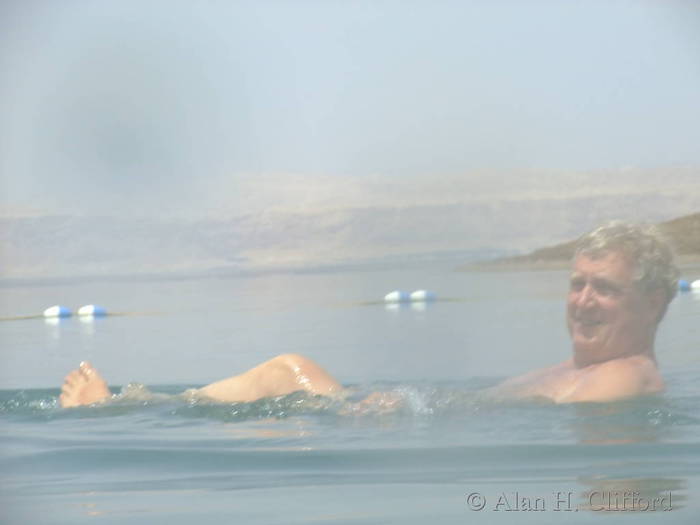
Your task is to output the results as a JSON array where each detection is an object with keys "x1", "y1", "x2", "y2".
[
  {"x1": 382, "y1": 301, "x2": 432, "y2": 313},
  {"x1": 571, "y1": 399, "x2": 672, "y2": 445},
  {"x1": 219, "y1": 418, "x2": 315, "y2": 446},
  {"x1": 384, "y1": 302, "x2": 402, "y2": 312},
  {"x1": 567, "y1": 399, "x2": 693, "y2": 512},
  {"x1": 42, "y1": 316, "x2": 62, "y2": 326},
  {"x1": 78, "y1": 315, "x2": 97, "y2": 336},
  {"x1": 410, "y1": 302, "x2": 428, "y2": 312}
]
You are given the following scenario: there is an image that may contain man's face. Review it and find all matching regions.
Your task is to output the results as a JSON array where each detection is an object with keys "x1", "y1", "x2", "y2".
[{"x1": 567, "y1": 251, "x2": 661, "y2": 367}]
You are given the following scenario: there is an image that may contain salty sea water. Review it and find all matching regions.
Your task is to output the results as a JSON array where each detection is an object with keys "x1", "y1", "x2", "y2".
[{"x1": 1, "y1": 265, "x2": 699, "y2": 524}]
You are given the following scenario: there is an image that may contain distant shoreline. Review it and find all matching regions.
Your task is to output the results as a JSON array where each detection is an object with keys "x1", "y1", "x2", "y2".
[
  {"x1": 462, "y1": 255, "x2": 700, "y2": 273},
  {"x1": 460, "y1": 212, "x2": 700, "y2": 273}
]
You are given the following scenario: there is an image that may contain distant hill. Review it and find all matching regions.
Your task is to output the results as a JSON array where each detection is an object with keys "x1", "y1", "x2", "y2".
[
  {"x1": 3, "y1": 189, "x2": 699, "y2": 280},
  {"x1": 463, "y1": 212, "x2": 700, "y2": 270}
]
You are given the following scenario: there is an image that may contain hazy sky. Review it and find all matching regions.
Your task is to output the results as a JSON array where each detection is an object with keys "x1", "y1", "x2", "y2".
[{"x1": 2, "y1": 0, "x2": 699, "y2": 217}]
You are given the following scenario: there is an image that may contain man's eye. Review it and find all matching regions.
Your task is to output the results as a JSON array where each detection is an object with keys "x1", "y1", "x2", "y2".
[
  {"x1": 595, "y1": 283, "x2": 618, "y2": 296},
  {"x1": 570, "y1": 279, "x2": 585, "y2": 291}
]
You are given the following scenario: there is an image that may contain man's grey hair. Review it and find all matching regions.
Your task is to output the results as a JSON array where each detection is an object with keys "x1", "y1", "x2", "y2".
[{"x1": 574, "y1": 222, "x2": 680, "y2": 306}]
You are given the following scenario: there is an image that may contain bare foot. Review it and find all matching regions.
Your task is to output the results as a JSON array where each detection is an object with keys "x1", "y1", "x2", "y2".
[{"x1": 59, "y1": 361, "x2": 112, "y2": 408}]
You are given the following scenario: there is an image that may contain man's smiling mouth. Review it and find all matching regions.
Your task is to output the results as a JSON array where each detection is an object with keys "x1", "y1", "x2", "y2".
[{"x1": 576, "y1": 318, "x2": 602, "y2": 327}]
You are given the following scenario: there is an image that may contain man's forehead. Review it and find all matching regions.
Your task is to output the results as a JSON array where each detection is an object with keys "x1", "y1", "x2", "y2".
[{"x1": 571, "y1": 251, "x2": 635, "y2": 280}]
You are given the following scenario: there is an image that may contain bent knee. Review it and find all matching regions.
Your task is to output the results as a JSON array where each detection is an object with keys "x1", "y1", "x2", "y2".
[
  {"x1": 266, "y1": 353, "x2": 341, "y2": 396},
  {"x1": 272, "y1": 353, "x2": 315, "y2": 370}
]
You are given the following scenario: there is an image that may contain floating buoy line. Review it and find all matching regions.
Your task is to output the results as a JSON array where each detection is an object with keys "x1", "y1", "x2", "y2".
[
  {"x1": 11, "y1": 278, "x2": 694, "y2": 322},
  {"x1": 0, "y1": 305, "x2": 157, "y2": 322},
  {"x1": 350, "y1": 290, "x2": 466, "y2": 307}
]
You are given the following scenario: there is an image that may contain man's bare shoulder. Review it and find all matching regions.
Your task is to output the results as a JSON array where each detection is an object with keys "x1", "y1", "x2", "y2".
[
  {"x1": 558, "y1": 355, "x2": 664, "y2": 404},
  {"x1": 483, "y1": 361, "x2": 573, "y2": 401}
]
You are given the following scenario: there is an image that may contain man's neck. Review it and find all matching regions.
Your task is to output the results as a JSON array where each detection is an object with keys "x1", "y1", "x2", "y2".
[{"x1": 573, "y1": 346, "x2": 656, "y2": 369}]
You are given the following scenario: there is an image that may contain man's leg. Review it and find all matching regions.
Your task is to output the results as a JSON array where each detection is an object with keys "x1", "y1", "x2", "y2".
[
  {"x1": 59, "y1": 354, "x2": 343, "y2": 407},
  {"x1": 197, "y1": 353, "x2": 343, "y2": 402}
]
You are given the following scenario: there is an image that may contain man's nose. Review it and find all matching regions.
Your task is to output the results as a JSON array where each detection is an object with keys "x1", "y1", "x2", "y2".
[{"x1": 575, "y1": 284, "x2": 596, "y2": 307}]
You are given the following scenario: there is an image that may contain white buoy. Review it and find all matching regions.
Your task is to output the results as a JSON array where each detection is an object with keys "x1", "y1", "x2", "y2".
[
  {"x1": 78, "y1": 304, "x2": 107, "y2": 317},
  {"x1": 691, "y1": 280, "x2": 700, "y2": 291},
  {"x1": 410, "y1": 290, "x2": 436, "y2": 302},
  {"x1": 384, "y1": 290, "x2": 410, "y2": 303},
  {"x1": 43, "y1": 305, "x2": 72, "y2": 318}
]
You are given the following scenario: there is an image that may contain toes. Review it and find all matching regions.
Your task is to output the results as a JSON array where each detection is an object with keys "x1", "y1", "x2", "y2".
[
  {"x1": 63, "y1": 370, "x2": 82, "y2": 387},
  {"x1": 61, "y1": 374, "x2": 82, "y2": 396},
  {"x1": 79, "y1": 361, "x2": 96, "y2": 379}
]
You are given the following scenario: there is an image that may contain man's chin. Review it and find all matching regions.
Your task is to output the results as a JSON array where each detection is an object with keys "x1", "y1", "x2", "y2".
[{"x1": 572, "y1": 332, "x2": 598, "y2": 349}]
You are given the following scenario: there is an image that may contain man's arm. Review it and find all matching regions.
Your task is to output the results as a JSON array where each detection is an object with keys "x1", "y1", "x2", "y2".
[{"x1": 479, "y1": 362, "x2": 568, "y2": 401}]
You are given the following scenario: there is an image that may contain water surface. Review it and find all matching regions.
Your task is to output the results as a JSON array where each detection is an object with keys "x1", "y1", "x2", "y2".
[{"x1": 2, "y1": 266, "x2": 699, "y2": 524}]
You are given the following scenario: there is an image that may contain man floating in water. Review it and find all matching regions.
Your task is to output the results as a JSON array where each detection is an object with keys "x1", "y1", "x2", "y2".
[{"x1": 59, "y1": 222, "x2": 679, "y2": 408}]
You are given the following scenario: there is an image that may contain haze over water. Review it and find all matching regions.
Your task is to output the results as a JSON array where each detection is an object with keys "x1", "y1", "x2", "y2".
[{"x1": 2, "y1": 0, "x2": 700, "y2": 281}]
